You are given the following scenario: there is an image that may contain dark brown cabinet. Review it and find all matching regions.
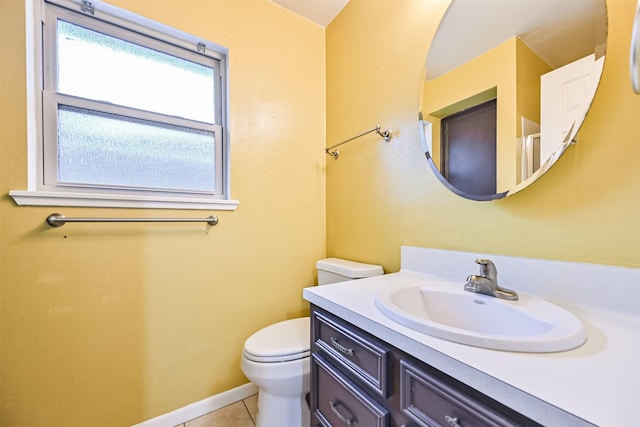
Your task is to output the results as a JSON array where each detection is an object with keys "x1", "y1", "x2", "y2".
[
  {"x1": 313, "y1": 354, "x2": 388, "y2": 427},
  {"x1": 310, "y1": 306, "x2": 541, "y2": 427}
]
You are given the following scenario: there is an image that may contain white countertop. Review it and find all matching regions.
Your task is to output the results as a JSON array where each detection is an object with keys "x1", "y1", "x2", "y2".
[{"x1": 304, "y1": 247, "x2": 640, "y2": 427}]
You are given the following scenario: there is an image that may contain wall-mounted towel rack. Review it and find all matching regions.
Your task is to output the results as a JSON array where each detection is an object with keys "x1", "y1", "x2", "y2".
[
  {"x1": 325, "y1": 124, "x2": 392, "y2": 159},
  {"x1": 46, "y1": 213, "x2": 219, "y2": 227}
]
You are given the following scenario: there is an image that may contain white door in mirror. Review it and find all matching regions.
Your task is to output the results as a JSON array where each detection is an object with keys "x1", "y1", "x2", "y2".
[{"x1": 540, "y1": 54, "x2": 605, "y2": 162}]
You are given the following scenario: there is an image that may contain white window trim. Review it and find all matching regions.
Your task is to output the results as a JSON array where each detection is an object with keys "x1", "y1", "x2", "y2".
[
  {"x1": 8, "y1": 189, "x2": 240, "y2": 210},
  {"x1": 10, "y1": 0, "x2": 238, "y2": 211}
]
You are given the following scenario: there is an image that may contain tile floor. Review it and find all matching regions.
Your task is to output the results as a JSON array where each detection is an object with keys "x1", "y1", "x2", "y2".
[{"x1": 176, "y1": 394, "x2": 258, "y2": 427}]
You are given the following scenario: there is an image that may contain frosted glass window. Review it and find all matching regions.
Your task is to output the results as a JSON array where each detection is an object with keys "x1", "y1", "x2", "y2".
[
  {"x1": 56, "y1": 20, "x2": 215, "y2": 124},
  {"x1": 58, "y1": 105, "x2": 216, "y2": 192},
  {"x1": 33, "y1": 0, "x2": 229, "y2": 205}
]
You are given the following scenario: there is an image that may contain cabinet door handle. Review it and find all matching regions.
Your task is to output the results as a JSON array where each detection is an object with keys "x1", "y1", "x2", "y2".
[
  {"x1": 330, "y1": 337, "x2": 354, "y2": 356},
  {"x1": 445, "y1": 415, "x2": 461, "y2": 427},
  {"x1": 329, "y1": 399, "x2": 355, "y2": 425}
]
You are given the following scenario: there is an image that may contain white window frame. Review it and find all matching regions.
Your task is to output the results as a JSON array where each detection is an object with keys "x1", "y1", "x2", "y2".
[{"x1": 10, "y1": 0, "x2": 238, "y2": 210}]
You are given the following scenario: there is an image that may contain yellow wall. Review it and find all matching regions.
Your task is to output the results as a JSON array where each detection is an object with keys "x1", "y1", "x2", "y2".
[
  {"x1": 515, "y1": 38, "x2": 553, "y2": 182},
  {"x1": 0, "y1": 0, "x2": 325, "y2": 425},
  {"x1": 327, "y1": 0, "x2": 639, "y2": 271},
  {"x1": 516, "y1": 38, "x2": 551, "y2": 134},
  {"x1": 421, "y1": 37, "x2": 551, "y2": 190},
  {"x1": 422, "y1": 37, "x2": 517, "y2": 192},
  {"x1": 2, "y1": 0, "x2": 639, "y2": 425}
]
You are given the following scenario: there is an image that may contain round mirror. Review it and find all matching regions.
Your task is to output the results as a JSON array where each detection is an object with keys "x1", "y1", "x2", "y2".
[{"x1": 419, "y1": 0, "x2": 607, "y2": 200}]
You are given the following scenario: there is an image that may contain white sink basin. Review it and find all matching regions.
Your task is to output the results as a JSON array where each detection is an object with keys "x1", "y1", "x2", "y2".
[{"x1": 375, "y1": 281, "x2": 586, "y2": 352}]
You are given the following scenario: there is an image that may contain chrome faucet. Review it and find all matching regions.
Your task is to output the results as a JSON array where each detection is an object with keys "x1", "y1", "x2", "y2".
[{"x1": 464, "y1": 259, "x2": 519, "y2": 300}]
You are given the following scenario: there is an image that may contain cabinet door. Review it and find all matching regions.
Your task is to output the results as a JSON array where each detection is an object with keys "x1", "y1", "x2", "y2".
[
  {"x1": 313, "y1": 310, "x2": 390, "y2": 397},
  {"x1": 400, "y1": 360, "x2": 529, "y2": 427},
  {"x1": 312, "y1": 354, "x2": 389, "y2": 427}
]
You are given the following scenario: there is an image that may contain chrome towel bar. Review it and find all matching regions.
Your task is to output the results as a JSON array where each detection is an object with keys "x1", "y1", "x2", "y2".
[
  {"x1": 46, "y1": 213, "x2": 219, "y2": 227},
  {"x1": 325, "y1": 124, "x2": 392, "y2": 159}
]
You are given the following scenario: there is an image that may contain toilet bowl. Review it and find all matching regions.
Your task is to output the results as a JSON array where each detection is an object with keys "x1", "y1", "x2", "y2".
[
  {"x1": 241, "y1": 258, "x2": 383, "y2": 427},
  {"x1": 241, "y1": 317, "x2": 311, "y2": 427}
]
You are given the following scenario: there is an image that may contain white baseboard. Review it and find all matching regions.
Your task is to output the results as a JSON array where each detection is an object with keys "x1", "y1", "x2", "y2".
[{"x1": 132, "y1": 382, "x2": 258, "y2": 427}]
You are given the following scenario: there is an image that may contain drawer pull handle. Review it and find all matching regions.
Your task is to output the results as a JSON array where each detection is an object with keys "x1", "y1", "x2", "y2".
[
  {"x1": 329, "y1": 399, "x2": 355, "y2": 425},
  {"x1": 330, "y1": 337, "x2": 354, "y2": 356},
  {"x1": 445, "y1": 415, "x2": 461, "y2": 427}
]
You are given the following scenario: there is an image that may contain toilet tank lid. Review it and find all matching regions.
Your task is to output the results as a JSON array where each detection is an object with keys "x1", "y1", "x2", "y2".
[{"x1": 316, "y1": 258, "x2": 383, "y2": 278}]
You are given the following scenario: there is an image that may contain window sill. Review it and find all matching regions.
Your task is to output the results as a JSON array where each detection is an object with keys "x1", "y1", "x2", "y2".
[{"x1": 9, "y1": 190, "x2": 239, "y2": 211}]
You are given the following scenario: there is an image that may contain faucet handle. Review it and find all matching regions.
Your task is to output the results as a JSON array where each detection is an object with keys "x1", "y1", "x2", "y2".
[{"x1": 474, "y1": 258, "x2": 497, "y2": 279}]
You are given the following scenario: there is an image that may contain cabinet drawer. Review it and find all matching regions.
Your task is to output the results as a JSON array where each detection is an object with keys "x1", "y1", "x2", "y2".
[
  {"x1": 400, "y1": 360, "x2": 528, "y2": 427},
  {"x1": 313, "y1": 310, "x2": 390, "y2": 397},
  {"x1": 312, "y1": 354, "x2": 389, "y2": 427}
]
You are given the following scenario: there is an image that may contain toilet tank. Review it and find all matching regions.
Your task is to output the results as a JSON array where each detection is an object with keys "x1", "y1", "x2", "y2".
[{"x1": 316, "y1": 258, "x2": 383, "y2": 285}]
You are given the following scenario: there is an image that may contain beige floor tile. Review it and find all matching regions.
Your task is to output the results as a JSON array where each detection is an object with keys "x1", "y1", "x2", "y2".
[
  {"x1": 243, "y1": 394, "x2": 258, "y2": 423},
  {"x1": 185, "y1": 401, "x2": 254, "y2": 427}
]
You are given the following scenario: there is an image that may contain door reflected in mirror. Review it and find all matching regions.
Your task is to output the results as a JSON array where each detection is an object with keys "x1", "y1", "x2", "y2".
[{"x1": 420, "y1": 0, "x2": 607, "y2": 200}]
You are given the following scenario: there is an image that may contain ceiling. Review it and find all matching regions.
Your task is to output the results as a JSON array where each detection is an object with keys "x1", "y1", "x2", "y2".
[
  {"x1": 269, "y1": 0, "x2": 606, "y2": 82},
  {"x1": 426, "y1": 0, "x2": 606, "y2": 80},
  {"x1": 270, "y1": 0, "x2": 350, "y2": 27}
]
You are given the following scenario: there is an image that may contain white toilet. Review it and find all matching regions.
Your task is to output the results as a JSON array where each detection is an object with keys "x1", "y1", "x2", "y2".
[{"x1": 241, "y1": 258, "x2": 383, "y2": 427}]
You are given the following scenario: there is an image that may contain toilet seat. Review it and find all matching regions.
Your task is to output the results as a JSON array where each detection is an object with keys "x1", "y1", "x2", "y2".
[{"x1": 243, "y1": 317, "x2": 310, "y2": 363}]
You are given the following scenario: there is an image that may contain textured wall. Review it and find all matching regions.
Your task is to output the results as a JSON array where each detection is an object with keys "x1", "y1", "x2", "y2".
[
  {"x1": 0, "y1": 0, "x2": 325, "y2": 425},
  {"x1": 326, "y1": 0, "x2": 640, "y2": 271}
]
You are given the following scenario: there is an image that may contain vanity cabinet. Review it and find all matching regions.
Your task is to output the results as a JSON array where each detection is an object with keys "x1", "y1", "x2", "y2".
[{"x1": 310, "y1": 306, "x2": 541, "y2": 427}]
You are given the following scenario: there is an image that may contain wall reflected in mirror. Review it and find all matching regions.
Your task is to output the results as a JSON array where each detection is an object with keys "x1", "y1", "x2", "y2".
[{"x1": 420, "y1": 0, "x2": 607, "y2": 200}]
